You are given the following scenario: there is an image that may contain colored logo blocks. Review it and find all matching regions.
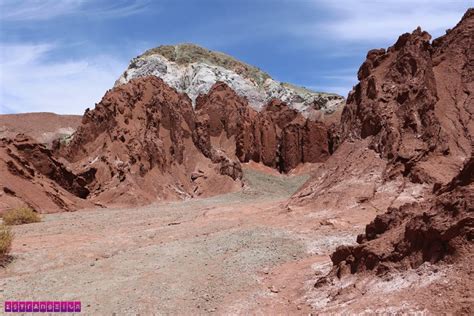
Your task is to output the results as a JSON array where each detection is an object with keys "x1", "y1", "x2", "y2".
[{"x1": 4, "y1": 301, "x2": 81, "y2": 313}]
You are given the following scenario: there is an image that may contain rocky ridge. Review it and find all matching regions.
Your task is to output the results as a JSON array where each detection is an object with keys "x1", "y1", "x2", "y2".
[
  {"x1": 58, "y1": 76, "x2": 243, "y2": 207},
  {"x1": 300, "y1": 8, "x2": 474, "y2": 281},
  {"x1": 0, "y1": 134, "x2": 94, "y2": 213},
  {"x1": 115, "y1": 43, "x2": 345, "y2": 117},
  {"x1": 328, "y1": 155, "x2": 473, "y2": 278},
  {"x1": 195, "y1": 82, "x2": 330, "y2": 173},
  {"x1": 1, "y1": 74, "x2": 334, "y2": 211},
  {"x1": 60, "y1": 76, "x2": 334, "y2": 207},
  {"x1": 331, "y1": 15, "x2": 473, "y2": 184},
  {"x1": 0, "y1": 7, "x2": 472, "y2": 315}
]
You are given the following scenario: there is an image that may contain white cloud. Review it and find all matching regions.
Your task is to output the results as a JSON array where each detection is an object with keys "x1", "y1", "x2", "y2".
[
  {"x1": 307, "y1": 85, "x2": 353, "y2": 98},
  {"x1": 299, "y1": 0, "x2": 470, "y2": 43},
  {"x1": 290, "y1": 1, "x2": 470, "y2": 96},
  {"x1": 0, "y1": 0, "x2": 149, "y2": 21},
  {"x1": 299, "y1": 67, "x2": 359, "y2": 98},
  {"x1": 0, "y1": 43, "x2": 126, "y2": 114},
  {"x1": 1, "y1": 0, "x2": 83, "y2": 21}
]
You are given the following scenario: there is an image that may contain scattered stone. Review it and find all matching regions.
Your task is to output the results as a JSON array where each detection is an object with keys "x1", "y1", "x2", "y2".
[{"x1": 269, "y1": 286, "x2": 279, "y2": 293}]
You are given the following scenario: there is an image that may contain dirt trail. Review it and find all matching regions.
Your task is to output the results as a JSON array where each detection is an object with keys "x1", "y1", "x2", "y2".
[{"x1": 0, "y1": 166, "x2": 377, "y2": 314}]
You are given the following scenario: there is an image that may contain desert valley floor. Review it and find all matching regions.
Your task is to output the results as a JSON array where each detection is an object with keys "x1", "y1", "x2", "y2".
[
  {"x1": 1, "y1": 165, "x2": 470, "y2": 314},
  {"x1": 1, "y1": 8, "x2": 473, "y2": 315}
]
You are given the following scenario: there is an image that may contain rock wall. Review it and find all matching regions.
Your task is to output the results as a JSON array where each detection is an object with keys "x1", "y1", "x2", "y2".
[
  {"x1": 194, "y1": 82, "x2": 330, "y2": 173},
  {"x1": 55, "y1": 77, "x2": 335, "y2": 207},
  {"x1": 59, "y1": 76, "x2": 242, "y2": 207},
  {"x1": 310, "y1": 8, "x2": 474, "y2": 280},
  {"x1": 1, "y1": 74, "x2": 337, "y2": 211},
  {"x1": 0, "y1": 134, "x2": 94, "y2": 213},
  {"x1": 331, "y1": 9, "x2": 473, "y2": 185},
  {"x1": 328, "y1": 155, "x2": 473, "y2": 277}
]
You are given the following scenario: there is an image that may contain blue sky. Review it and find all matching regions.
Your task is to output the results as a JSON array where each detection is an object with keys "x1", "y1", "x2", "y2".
[{"x1": 0, "y1": 0, "x2": 471, "y2": 114}]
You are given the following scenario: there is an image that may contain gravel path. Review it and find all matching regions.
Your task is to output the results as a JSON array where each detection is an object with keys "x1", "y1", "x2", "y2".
[
  {"x1": 1, "y1": 168, "x2": 326, "y2": 314},
  {"x1": 1, "y1": 165, "x2": 391, "y2": 314}
]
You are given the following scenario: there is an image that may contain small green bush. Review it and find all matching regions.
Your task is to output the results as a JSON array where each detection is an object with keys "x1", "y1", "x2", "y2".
[
  {"x1": 2, "y1": 207, "x2": 41, "y2": 225},
  {"x1": 0, "y1": 224, "x2": 13, "y2": 258}
]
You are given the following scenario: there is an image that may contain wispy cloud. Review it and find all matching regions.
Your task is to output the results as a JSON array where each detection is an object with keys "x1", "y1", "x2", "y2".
[
  {"x1": 0, "y1": 43, "x2": 125, "y2": 114},
  {"x1": 0, "y1": 1, "x2": 470, "y2": 113},
  {"x1": 307, "y1": 85, "x2": 353, "y2": 98},
  {"x1": 0, "y1": 0, "x2": 149, "y2": 21},
  {"x1": 289, "y1": 0, "x2": 470, "y2": 96},
  {"x1": 298, "y1": 0, "x2": 468, "y2": 43},
  {"x1": 304, "y1": 77, "x2": 357, "y2": 98}
]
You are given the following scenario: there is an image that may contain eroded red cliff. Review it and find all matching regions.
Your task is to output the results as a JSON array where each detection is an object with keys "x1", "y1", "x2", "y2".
[
  {"x1": 0, "y1": 134, "x2": 94, "y2": 213},
  {"x1": 195, "y1": 82, "x2": 330, "y2": 173},
  {"x1": 310, "y1": 8, "x2": 473, "y2": 279},
  {"x1": 58, "y1": 77, "x2": 243, "y2": 207}
]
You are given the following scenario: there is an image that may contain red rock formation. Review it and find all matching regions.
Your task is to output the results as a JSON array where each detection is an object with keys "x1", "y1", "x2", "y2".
[
  {"x1": 331, "y1": 8, "x2": 473, "y2": 185},
  {"x1": 195, "y1": 82, "x2": 330, "y2": 173},
  {"x1": 57, "y1": 77, "x2": 331, "y2": 207},
  {"x1": 338, "y1": 29, "x2": 441, "y2": 162},
  {"x1": 311, "y1": 8, "x2": 474, "y2": 280},
  {"x1": 328, "y1": 154, "x2": 473, "y2": 277},
  {"x1": 1, "y1": 75, "x2": 334, "y2": 211},
  {"x1": 59, "y1": 76, "x2": 242, "y2": 206},
  {"x1": 0, "y1": 134, "x2": 94, "y2": 213}
]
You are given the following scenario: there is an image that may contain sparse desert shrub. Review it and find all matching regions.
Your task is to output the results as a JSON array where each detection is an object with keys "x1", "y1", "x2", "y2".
[
  {"x1": 59, "y1": 133, "x2": 74, "y2": 145},
  {"x1": 2, "y1": 207, "x2": 41, "y2": 225},
  {"x1": 0, "y1": 224, "x2": 13, "y2": 258}
]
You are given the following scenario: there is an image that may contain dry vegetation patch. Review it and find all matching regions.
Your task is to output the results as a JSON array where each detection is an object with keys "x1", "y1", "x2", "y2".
[
  {"x1": 2, "y1": 207, "x2": 41, "y2": 225},
  {"x1": 0, "y1": 224, "x2": 13, "y2": 261}
]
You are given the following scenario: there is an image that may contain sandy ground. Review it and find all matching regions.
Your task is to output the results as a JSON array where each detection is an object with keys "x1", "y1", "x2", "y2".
[{"x1": 1, "y1": 166, "x2": 468, "y2": 314}]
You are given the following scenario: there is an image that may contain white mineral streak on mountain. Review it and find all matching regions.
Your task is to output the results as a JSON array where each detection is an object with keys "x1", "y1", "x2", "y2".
[{"x1": 115, "y1": 44, "x2": 344, "y2": 116}]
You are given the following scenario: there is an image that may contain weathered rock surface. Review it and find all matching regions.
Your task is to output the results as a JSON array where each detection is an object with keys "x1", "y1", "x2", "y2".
[
  {"x1": 58, "y1": 76, "x2": 242, "y2": 207},
  {"x1": 331, "y1": 9, "x2": 473, "y2": 185},
  {"x1": 60, "y1": 76, "x2": 332, "y2": 207},
  {"x1": 328, "y1": 154, "x2": 473, "y2": 278},
  {"x1": 0, "y1": 75, "x2": 335, "y2": 211},
  {"x1": 195, "y1": 82, "x2": 330, "y2": 173},
  {"x1": 0, "y1": 134, "x2": 94, "y2": 213},
  {"x1": 306, "y1": 8, "x2": 474, "y2": 281},
  {"x1": 116, "y1": 43, "x2": 345, "y2": 116}
]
